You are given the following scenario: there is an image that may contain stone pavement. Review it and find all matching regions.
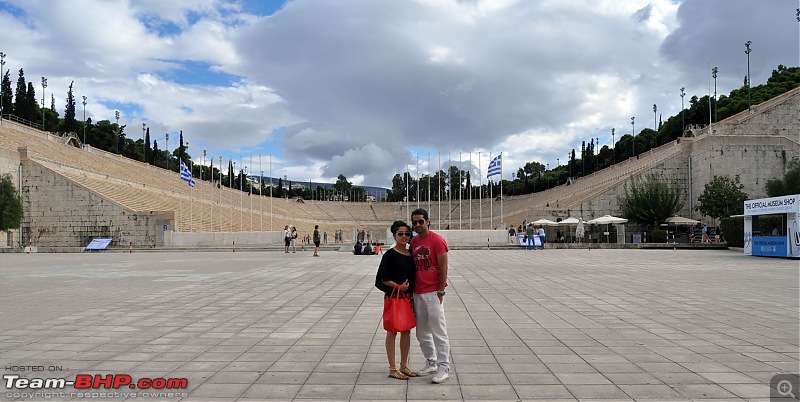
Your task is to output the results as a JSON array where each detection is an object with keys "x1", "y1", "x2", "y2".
[{"x1": 0, "y1": 249, "x2": 797, "y2": 401}]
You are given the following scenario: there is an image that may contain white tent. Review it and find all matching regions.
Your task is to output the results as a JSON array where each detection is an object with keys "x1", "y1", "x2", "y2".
[
  {"x1": 558, "y1": 217, "x2": 587, "y2": 225},
  {"x1": 587, "y1": 215, "x2": 628, "y2": 243},
  {"x1": 587, "y1": 215, "x2": 628, "y2": 225},
  {"x1": 531, "y1": 219, "x2": 558, "y2": 226},
  {"x1": 665, "y1": 216, "x2": 700, "y2": 225}
]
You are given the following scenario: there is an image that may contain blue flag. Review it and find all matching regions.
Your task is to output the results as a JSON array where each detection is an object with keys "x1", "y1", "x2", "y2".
[
  {"x1": 487, "y1": 154, "x2": 502, "y2": 178},
  {"x1": 180, "y1": 160, "x2": 195, "y2": 187}
]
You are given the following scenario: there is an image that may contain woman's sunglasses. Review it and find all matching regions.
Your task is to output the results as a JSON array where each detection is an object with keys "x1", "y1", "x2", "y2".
[{"x1": 395, "y1": 232, "x2": 411, "y2": 237}]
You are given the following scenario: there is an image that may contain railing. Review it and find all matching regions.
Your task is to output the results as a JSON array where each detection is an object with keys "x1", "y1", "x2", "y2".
[{"x1": 0, "y1": 114, "x2": 43, "y2": 131}]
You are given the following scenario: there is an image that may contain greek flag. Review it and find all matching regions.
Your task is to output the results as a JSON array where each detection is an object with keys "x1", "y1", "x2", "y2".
[
  {"x1": 487, "y1": 154, "x2": 502, "y2": 178},
  {"x1": 180, "y1": 159, "x2": 195, "y2": 187}
]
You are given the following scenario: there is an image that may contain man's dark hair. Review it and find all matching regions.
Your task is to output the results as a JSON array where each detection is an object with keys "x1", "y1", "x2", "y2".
[{"x1": 411, "y1": 208, "x2": 429, "y2": 220}]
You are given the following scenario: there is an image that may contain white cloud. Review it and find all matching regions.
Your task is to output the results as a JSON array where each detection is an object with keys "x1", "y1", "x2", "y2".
[{"x1": 0, "y1": 0, "x2": 795, "y2": 188}]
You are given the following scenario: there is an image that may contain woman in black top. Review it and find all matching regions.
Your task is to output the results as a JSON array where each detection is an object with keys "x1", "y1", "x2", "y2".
[{"x1": 375, "y1": 220, "x2": 418, "y2": 380}]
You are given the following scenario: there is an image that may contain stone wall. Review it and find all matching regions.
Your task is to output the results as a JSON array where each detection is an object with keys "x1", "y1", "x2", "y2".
[{"x1": 21, "y1": 159, "x2": 172, "y2": 252}]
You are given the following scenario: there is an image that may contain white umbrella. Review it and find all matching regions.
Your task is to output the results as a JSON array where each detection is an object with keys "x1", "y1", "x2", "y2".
[
  {"x1": 531, "y1": 219, "x2": 558, "y2": 226},
  {"x1": 587, "y1": 215, "x2": 628, "y2": 225},
  {"x1": 665, "y1": 216, "x2": 700, "y2": 225},
  {"x1": 587, "y1": 215, "x2": 628, "y2": 243},
  {"x1": 559, "y1": 217, "x2": 587, "y2": 225}
]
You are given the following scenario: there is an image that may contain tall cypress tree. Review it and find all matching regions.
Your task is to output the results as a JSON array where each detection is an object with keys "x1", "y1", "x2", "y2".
[
  {"x1": 63, "y1": 81, "x2": 77, "y2": 134},
  {"x1": 26, "y1": 82, "x2": 38, "y2": 123},
  {"x1": 0, "y1": 70, "x2": 12, "y2": 116},
  {"x1": 13, "y1": 68, "x2": 27, "y2": 120},
  {"x1": 145, "y1": 128, "x2": 151, "y2": 164},
  {"x1": 178, "y1": 130, "x2": 185, "y2": 162}
]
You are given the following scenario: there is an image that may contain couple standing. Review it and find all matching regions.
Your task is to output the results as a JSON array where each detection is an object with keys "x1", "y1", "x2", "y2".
[{"x1": 375, "y1": 208, "x2": 451, "y2": 383}]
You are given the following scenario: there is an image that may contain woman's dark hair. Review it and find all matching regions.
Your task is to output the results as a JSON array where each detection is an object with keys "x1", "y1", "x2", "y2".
[{"x1": 390, "y1": 220, "x2": 411, "y2": 235}]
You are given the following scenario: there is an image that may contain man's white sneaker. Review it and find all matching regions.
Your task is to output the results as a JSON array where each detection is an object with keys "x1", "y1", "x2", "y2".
[
  {"x1": 418, "y1": 360, "x2": 437, "y2": 375},
  {"x1": 431, "y1": 367, "x2": 449, "y2": 384}
]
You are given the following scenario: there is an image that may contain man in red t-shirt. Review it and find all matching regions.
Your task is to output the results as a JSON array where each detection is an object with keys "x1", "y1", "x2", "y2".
[{"x1": 410, "y1": 208, "x2": 451, "y2": 384}]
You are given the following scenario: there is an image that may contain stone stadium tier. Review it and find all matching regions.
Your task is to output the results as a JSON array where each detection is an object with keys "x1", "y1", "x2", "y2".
[{"x1": 0, "y1": 87, "x2": 797, "y2": 251}]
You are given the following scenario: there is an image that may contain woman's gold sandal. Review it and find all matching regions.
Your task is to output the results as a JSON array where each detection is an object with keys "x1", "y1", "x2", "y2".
[
  {"x1": 388, "y1": 367, "x2": 409, "y2": 380},
  {"x1": 399, "y1": 365, "x2": 417, "y2": 377}
]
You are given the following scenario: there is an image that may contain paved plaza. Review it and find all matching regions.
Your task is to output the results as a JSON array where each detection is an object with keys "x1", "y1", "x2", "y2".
[{"x1": 0, "y1": 249, "x2": 798, "y2": 401}]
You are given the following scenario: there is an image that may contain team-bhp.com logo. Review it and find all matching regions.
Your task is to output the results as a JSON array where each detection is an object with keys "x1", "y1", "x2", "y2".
[{"x1": 4, "y1": 373, "x2": 188, "y2": 399}]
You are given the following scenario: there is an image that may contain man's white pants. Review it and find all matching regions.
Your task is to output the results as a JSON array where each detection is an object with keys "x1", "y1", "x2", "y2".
[{"x1": 414, "y1": 291, "x2": 450, "y2": 368}]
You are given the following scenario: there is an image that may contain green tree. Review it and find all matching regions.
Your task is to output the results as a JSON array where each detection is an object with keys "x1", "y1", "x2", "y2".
[
  {"x1": 765, "y1": 158, "x2": 800, "y2": 197},
  {"x1": 0, "y1": 70, "x2": 12, "y2": 115},
  {"x1": 695, "y1": 175, "x2": 749, "y2": 221},
  {"x1": 0, "y1": 174, "x2": 23, "y2": 232},
  {"x1": 333, "y1": 174, "x2": 352, "y2": 194},
  {"x1": 618, "y1": 173, "x2": 684, "y2": 225},
  {"x1": 63, "y1": 81, "x2": 77, "y2": 134},
  {"x1": 13, "y1": 68, "x2": 28, "y2": 120}
]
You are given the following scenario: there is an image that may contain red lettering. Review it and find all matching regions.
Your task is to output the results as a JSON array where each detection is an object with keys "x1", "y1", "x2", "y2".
[
  {"x1": 112, "y1": 375, "x2": 131, "y2": 388},
  {"x1": 151, "y1": 378, "x2": 166, "y2": 389},
  {"x1": 93, "y1": 374, "x2": 114, "y2": 389},
  {"x1": 74, "y1": 374, "x2": 92, "y2": 389}
]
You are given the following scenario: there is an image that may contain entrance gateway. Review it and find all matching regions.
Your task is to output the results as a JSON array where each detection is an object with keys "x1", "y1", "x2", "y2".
[{"x1": 743, "y1": 194, "x2": 800, "y2": 258}]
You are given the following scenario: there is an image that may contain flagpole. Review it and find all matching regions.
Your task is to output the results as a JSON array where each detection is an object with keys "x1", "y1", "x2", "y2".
[
  {"x1": 458, "y1": 152, "x2": 462, "y2": 230},
  {"x1": 210, "y1": 155, "x2": 213, "y2": 232},
  {"x1": 437, "y1": 152, "x2": 441, "y2": 230},
  {"x1": 228, "y1": 156, "x2": 234, "y2": 233},
  {"x1": 190, "y1": 159, "x2": 193, "y2": 232},
  {"x1": 259, "y1": 155, "x2": 263, "y2": 232},
  {"x1": 179, "y1": 158, "x2": 183, "y2": 233},
  {"x1": 489, "y1": 152, "x2": 493, "y2": 231},
  {"x1": 200, "y1": 153, "x2": 203, "y2": 231},
  {"x1": 405, "y1": 159, "x2": 410, "y2": 219},
  {"x1": 269, "y1": 155, "x2": 273, "y2": 231},
  {"x1": 219, "y1": 157, "x2": 222, "y2": 231},
  {"x1": 249, "y1": 156, "x2": 253, "y2": 232},
  {"x1": 478, "y1": 151, "x2": 482, "y2": 230},
  {"x1": 416, "y1": 153, "x2": 420, "y2": 209},
  {"x1": 447, "y1": 152, "x2": 451, "y2": 230},
  {"x1": 469, "y1": 152, "x2": 472, "y2": 229},
  {"x1": 427, "y1": 153, "x2": 431, "y2": 216},
  {"x1": 239, "y1": 156, "x2": 243, "y2": 232},
  {"x1": 500, "y1": 152, "x2": 504, "y2": 229}
]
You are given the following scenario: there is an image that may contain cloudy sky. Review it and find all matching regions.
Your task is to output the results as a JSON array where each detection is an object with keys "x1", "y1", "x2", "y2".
[{"x1": 0, "y1": 0, "x2": 797, "y2": 187}]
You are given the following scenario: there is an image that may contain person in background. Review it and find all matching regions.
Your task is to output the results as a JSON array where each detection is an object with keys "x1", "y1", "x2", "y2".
[
  {"x1": 353, "y1": 241, "x2": 363, "y2": 255},
  {"x1": 313, "y1": 225, "x2": 321, "y2": 257},
  {"x1": 283, "y1": 225, "x2": 291, "y2": 253},
  {"x1": 364, "y1": 242, "x2": 374, "y2": 255},
  {"x1": 375, "y1": 221, "x2": 418, "y2": 380},
  {"x1": 537, "y1": 225, "x2": 546, "y2": 249},
  {"x1": 508, "y1": 226, "x2": 516, "y2": 245}
]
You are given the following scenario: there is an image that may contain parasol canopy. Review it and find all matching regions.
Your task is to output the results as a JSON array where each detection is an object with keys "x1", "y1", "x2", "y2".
[
  {"x1": 587, "y1": 215, "x2": 628, "y2": 225},
  {"x1": 665, "y1": 216, "x2": 700, "y2": 225}
]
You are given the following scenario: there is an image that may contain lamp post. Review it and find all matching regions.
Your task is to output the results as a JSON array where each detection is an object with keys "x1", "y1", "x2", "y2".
[
  {"x1": 652, "y1": 104, "x2": 657, "y2": 149},
  {"x1": 744, "y1": 41, "x2": 752, "y2": 112},
  {"x1": 41, "y1": 77, "x2": 47, "y2": 131},
  {"x1": 114, "y1": 111, "x2": 120, "y2": 154},
  {"x1": 165, "y1": 133, "x2": 169, "y2": 170},
  {"x1": 596, "y1": 137, "x2": 599, "y2": 171},
  {"x1": 712, "y1": 67, "x2": 718, "y2": 123},
  {"x1": 0, "y1": 52, "x2": 5, "y2": 125},
  {"x1": 81, "y1": 96, "x2": 87, "y2": 146},
  {"x1": 680, "y1": 87, "x2": 686, "y2": 135},
  {"x1": 611, "y1": 128, "x2": 615, "y2": 164},
  {"x1": 142, "y1": 123, "x2": 146, "y2": 162},
  {"x1": 630, "y1": 116, "x2": 635, "y2": 158}
]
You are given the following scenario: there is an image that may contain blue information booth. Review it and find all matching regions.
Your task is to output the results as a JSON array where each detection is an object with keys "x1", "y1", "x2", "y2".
[{"x1": 743, "y1": 195, "x2": 800, "y2": 258}]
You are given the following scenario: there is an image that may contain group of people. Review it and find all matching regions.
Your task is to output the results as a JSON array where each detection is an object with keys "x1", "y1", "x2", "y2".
[
  {"x1": 353, "y1": 241, "x2": 382, "y2": 255},
  {"x1": 688, "y1": 225, "x2": 722, "y2": 244},
  {"x1": 375, "y1": 209, "x2": 451, "y2": 383},
  {"x1": 283, "y1": 224, "x2": 322, "y2": 256}
]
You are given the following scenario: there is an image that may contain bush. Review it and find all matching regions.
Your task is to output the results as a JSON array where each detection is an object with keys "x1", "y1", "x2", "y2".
[
  {"x1": 720, "y1": 216, "x2": 744, "y2": 247},
  {"x1": 651, "y1": 229, "x2": 667, "y2": 243}
]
